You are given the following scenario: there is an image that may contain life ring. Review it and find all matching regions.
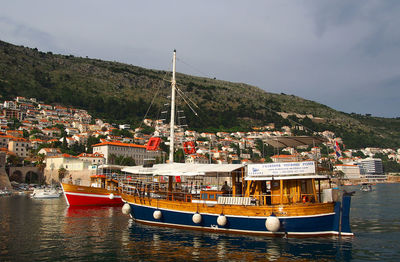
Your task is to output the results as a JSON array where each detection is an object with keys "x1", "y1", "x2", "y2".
[
  {"x1": 302, "y1": 195, "x2": 308, "y2": 204},
  {"x1": 183, "y1": 141, "x2": 196, "y2": 154},
  {"x1": 146, "y1": 137, "x2": 161, "y2": 151}
]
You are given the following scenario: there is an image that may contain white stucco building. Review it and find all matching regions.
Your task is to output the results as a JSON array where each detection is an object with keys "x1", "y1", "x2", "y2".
[{"x1": 92, "y1": 141, "x2": 162, "y2": 165}]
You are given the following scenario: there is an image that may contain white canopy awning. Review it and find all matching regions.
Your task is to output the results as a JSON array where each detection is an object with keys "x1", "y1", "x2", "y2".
[
  {"x1": 97, "y1": 164, "x2": 126, "y2": 170},
  {"x1": 122, "y1": 163, "x2": 244, "y2": 177}
]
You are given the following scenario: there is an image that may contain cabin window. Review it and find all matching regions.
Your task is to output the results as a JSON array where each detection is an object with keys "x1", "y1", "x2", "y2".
[
  {"x1": 201, "y1": 193, "x2": 208, "y2": 200},
  {"x1": 209, "y1": 194, "x2": 215, "y2": 200}
]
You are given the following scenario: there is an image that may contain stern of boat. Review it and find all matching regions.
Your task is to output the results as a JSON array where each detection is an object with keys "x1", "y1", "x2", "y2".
[{"x1": 333, "y1": 190, "x2": 354, "y2": 236}]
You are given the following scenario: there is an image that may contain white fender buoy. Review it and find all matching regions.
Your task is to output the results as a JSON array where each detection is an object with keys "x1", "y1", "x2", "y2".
[
  {"x1": 217, "y1": 215, "x2": 227, "y2": 226},
  {"x1": 153, "y1": 210, "x2": 162, "y2": 220},
  {"x1": 109, "y1": 193, "x2": 115, "y2": 200},
  {"x1": 192, "y1": 213, "x2": 202, "y2": 224},
  {"x1": 265, "y1": 216, "x2": 280, "y2": 232},
  {"x1": 122, "y1": 203, "x2": 131, "y2": 215}
]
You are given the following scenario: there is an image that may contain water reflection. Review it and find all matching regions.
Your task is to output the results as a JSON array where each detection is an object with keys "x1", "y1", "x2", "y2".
[
  {"x1": 4, "y1": 184, "x2": 400, "y2": 261},
  {"x1": 126, "y1": 221, "x2": 353, "y2": 261}
]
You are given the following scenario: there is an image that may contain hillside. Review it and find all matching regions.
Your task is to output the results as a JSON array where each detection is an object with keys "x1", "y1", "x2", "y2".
[{"x1": 1, "y1": 40, "x2": 399, "y2": 148}]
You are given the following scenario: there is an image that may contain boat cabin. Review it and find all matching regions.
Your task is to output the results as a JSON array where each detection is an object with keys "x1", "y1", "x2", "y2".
[
  {"x1": 90, "y1": 174, "x2": 119, "y2": 191},
  {"x1": 120, "y1": 160, "x2": 331, "y2": 206},
  {"x1": 89, "y1": 164, "x2": 125, "y2": 191},
  {"x1": 242, "y1": 161, "x2": 328, "y2": 205}
]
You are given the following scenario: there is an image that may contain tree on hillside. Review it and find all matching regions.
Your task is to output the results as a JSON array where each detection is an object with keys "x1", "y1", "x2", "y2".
[
  {"x1": 230, "y1": 143, "x2": 241, "y2": 158},
  {"x1": 353, "y1": 150, "x2": 366, "y2": 158},
  {"x1": 86, "y1": 136, "x2": 101, "y2": 153},
  {"x1": 8, "y1": 118, "x2": 21, "y2": 130},
  {"x1": 7, "y1": 154, "x2": 21, "y2": 167},
  {"x1": 108, "y1": 154, "x2": 117, "y2": 165},
  {"x1": 174, "y1": 149, "x2": 185, "y2": 163},
  {"x1": 107, "y1": 154, "x2": 136, "y2": 166}
]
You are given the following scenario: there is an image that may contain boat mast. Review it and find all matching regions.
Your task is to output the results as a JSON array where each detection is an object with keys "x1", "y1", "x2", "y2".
[{"x1": 169, "y1": 50, "x2": 176, "y2": 163}]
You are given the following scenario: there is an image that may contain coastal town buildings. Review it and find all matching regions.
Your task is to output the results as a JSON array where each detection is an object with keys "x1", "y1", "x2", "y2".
[
  {"x1": 8, "y1": 138, "x2": 31, "y2": 158},
  {"x1": 0, "y1": 95, "x2": 398, "y2": 188},
  {"x1": 38, "y1": 148, "x2": 62, "y2": 157}
]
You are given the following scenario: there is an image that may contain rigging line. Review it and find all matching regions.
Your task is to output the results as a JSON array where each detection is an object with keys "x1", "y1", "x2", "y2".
[
  {"x1": 146, "y1": 71, "x2": 172, "y2": 127},
  {"x1": 176, "y1": 57, "x2": 215, "y2": 79},
  {"x1": 138, "y1": 78, "x2": 165, "y2": 130},
  {"x1": 176, "y1": 85, "x2": 200, "y2": 109},
  {"x1": 175, "y1": 87, "x2": 199, "y2": 117}
]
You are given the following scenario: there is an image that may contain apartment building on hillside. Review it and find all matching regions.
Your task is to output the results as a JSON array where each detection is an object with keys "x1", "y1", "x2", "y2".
[{"x1": 92, "y1": 141, "x2": 162, "y2": 165}]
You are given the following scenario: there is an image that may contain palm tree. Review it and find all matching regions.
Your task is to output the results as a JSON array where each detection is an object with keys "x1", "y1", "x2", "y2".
[{"x1": 108, "y1": 153, "x2": 117, "y2": 165}]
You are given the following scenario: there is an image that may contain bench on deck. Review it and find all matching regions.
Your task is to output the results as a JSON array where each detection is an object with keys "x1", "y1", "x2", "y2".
[{"x1": 217, "y1": 196, "x2": 254, "y2": 206}]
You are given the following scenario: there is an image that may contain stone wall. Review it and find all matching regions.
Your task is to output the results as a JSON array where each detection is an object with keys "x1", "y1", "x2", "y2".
[
  {"x1": 0, "y1": 152, "x2": 11, "y2": 190},
  {"x1": 44, "y1": 168, "x2": 96, "y2": 186}
]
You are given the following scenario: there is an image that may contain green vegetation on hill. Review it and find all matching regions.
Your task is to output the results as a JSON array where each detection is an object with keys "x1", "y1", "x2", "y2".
[{"x1": 1, "y1": 40, "x2": 399, "y2": 148}]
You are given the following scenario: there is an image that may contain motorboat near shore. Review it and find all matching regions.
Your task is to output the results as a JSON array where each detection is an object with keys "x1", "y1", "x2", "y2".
[
  {"x1": 31, "y1": 188, "x2": 61, "y2": 199},
  {"x1": 119, "y1": 161, "x2": 353, "y2": 237},
  {"x1": 360, "y1": 183, "x2": 373, "y2": 192},
  {"x1": 61, "y1": 165, "x2": 123, "y2": 206}
]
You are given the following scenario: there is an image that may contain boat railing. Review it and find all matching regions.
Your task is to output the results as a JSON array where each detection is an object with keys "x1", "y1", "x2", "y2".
[
  {"x1": 239, "y1": 192, "x2": 318, "y2": 206},
  {"x1": 119, "y1": 177, "x2": 323, "y2": 205},
  {"x1": 119, "y1": 181, "x2": 318, "y2": 206},
  {"x1": 120, "y1": 182, "x2": 200, "y2": 202}
]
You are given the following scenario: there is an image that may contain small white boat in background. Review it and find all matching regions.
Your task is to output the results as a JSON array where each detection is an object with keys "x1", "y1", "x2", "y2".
[
  {"x1": 31, "y1": 188, "x2": 61, "y2": 199},
  {"x1": 0, "y1": 188, "x2": 12, "y2": 196},
  {"x1": 360, "y1": 183, "x2": 372, "y2": 192}
]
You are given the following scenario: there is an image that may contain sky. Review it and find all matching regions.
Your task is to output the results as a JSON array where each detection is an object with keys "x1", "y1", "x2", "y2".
[{"x1": 1, "y1": 0, "x2": 399, "y2": 118}]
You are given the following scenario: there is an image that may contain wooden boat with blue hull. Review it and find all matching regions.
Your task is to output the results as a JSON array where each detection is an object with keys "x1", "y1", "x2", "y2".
[
  {"x1": 119, "y1": 50, "x2": 353, "y2": 237},
  {"x1": 120, "y1": 161, "x2": 353, "y2": 237}
]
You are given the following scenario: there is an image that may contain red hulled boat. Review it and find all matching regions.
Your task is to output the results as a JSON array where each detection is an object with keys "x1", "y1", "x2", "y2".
[{"x1": 61, "y1": 174, "x2": 122, "y2": 206}]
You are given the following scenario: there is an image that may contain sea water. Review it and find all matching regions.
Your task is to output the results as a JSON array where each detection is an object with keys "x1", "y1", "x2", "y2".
[{"x1": 1, "y1": 183, "x2": 400, "y2": 261}]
